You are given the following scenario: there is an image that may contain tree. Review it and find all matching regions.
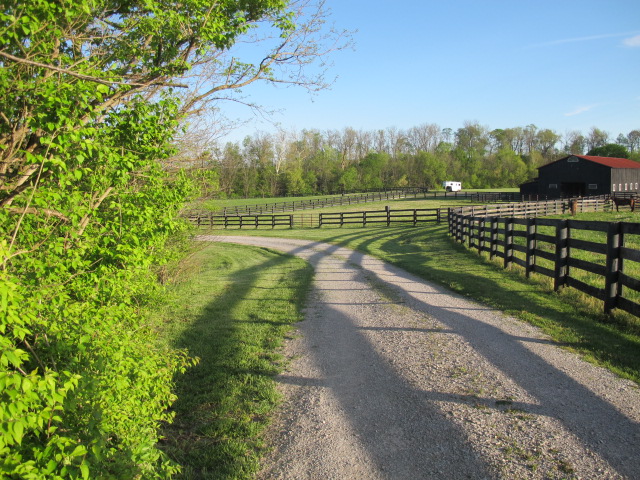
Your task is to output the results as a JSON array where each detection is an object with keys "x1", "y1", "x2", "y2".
[
  {"x1": 564, "y1": 130, "x2": 586, "y2": 155},
  {"x1": 586, "y1": 127, "x2": 610, "y2": 152},
  {"x1": 359, "y1": 152, "x2": 388, "y2": 189},
  {"x1": 626, "y1": 130, "x2": 640, "y2": 153},
  {"x1": 587, "y1": 143, "x2": 630, "y2": 158},
  {"x1": 407, "y1": 123, "x2": 442, "y2": 153},
  {"x1": 414, "y1": 151, "x2": 447, "y2": 189},
  {"x1": 454, "y1": 121, "x2": 489, "y2": 162},
  {"x1": 0, "y1": 0, "x2": 347, "y2": 476},
  {"x1": 338, "y1": 166, "x2": 359, "y2": 191},
  {"x1": 536, "y1": 128, "x2": 561, "y2": 159},
  {"x1": 284, "y1": 164, "x2": 309, "y2": 195}
]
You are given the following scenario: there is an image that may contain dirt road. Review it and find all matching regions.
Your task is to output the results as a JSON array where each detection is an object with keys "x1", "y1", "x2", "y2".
[{"x1": 202, "y1": 235, "x2": 640, "y2": 479}]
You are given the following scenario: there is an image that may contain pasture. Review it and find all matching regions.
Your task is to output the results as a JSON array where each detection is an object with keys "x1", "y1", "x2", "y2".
[
  {"x1": 164, "y1": 193, "x2": 640, "y2": 478},
  {"x1": 188, "y1": 202, "x2": 640, "y2": 383}
]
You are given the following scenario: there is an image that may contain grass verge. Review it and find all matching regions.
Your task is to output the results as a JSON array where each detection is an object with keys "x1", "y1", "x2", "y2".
[{"x1": 155, "y1": 242, "x2": 313, "y2": 479}]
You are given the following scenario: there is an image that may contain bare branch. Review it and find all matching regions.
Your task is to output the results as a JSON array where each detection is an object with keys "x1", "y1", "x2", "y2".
[
  {"x1": 0, "y1": 51, "x2": 188, "y2": 88},
  {"x1": 5, "y1": 207, "x2": 69, "y2": 221}
]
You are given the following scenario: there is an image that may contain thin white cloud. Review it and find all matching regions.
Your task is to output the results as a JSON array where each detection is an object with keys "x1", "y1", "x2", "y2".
[
  {"x1": 564, "y1": 105, "x2": 597, "y2": 117},
  {"x1": 529, "y1": 31, "x2": 640, "y2": 48},
  {"x1": 623, "y1": 35, "x2": 640, "y2": 47}
]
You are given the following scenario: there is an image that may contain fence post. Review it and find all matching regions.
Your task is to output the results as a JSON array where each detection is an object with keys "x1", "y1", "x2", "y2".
[
  {"x1": 490, "y1": 217, "x2": 498, "y2": 259},
  {"x1": 525, "y1": 218, "x2": 536, "y2": 278},
  {"x1": 465, "y1": 216, "x2": 472, "y2": 246},
  {"x1": 340, "y1": 212, "x2": 344, "y2": 227},
  {"x1": 604, "y1": 222, "x2": 623, "y2": 313},
  {"x1": 386, "y1": 206, "x2": 391, "y2": 227},
  {"x1": 478, "y1": 217, "x2": 485, "y2": 253},
  {"x1": 452, "y1": 212, "x2": 458, "y2": 241},
  {"x1": 553, "y1": 220, "x2": 569, "y2": 291},
  {"x1": 504, "y1": 218, "x2": 514, "y2": 269},
  {"x1": 413, "y1": 209, "x2": 418, "y2": 227}
]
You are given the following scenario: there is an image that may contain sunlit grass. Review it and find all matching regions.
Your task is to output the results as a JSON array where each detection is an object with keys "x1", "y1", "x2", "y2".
[
  {"x1": 160, "y1": 197, "x2": 640, "y2": 477},
  {"x1": 156, "y1": 243, "x2": 313, "y2": 479},
  {"x1": 210, "y1": 223, "x2": 640, "y2": 384},
  {"x1": 189, "y1": 188, "x2": 518, "y2": 213}
]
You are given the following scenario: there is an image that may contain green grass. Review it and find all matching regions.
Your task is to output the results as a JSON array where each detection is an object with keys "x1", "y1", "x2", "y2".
[
  {"x1": 209, "y1": 223, "x2": 640, "y2": 384},
  {"x1": 503, "y1": 209, "x2": 640, "y2": 323},
  {"x1": 159, "y1": 199, "x2": 640, "y2": 477},
  {"x1": 155, "y1": 243, "x2": 313, "y2": 479},
  {"x1": 189, "y1": 188, "x2": 518, "y2": 213},
  {"x1": 192, "y1": 193, "x2": 345, "y2": 212}
]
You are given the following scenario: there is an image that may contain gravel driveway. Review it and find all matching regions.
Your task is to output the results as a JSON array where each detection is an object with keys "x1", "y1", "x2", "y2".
[{"x1": 201, "y1": 235, "x2": 640, "y2": 479}]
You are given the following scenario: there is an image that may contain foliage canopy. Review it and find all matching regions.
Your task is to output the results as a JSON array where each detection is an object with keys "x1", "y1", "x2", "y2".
[{"x1": 0, "y1": 0, "x2": 343, "y2": 477}]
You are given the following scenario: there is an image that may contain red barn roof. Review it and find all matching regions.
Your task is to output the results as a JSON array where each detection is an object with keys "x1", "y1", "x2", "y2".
[
  {"x1": 540, "y1": 155, "x2": 640, "y2": 169},
  {"x1": 576, "y1": 155, "x2": 640, "y2": 168}
]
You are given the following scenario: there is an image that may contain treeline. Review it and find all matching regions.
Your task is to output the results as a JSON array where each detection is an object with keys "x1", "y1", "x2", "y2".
[{"x1": 171, "y1": 123, "x2": 640, "y2": 198}]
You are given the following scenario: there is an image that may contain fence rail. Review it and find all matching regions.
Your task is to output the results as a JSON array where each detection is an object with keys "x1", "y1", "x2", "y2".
[
  {"x1": 448, "y1": 196, "x2": 611, "y2": 222},
  {"x1": 448, "y1": 196, "x2": 640, "y2": 316},
  {"x1": 186, "y1": 207, "x2": 447, "y2": 229},
  {"x1": 187, "y1": 214, "x2": 293, "y2": 229},
  {"x1": 319, "y1": 208, "x2": 443, "y2": 227}
]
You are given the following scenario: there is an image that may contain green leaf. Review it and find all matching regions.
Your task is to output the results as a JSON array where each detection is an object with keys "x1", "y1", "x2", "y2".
[{"x1": 12, "y1": 421, "x2": 24, "y2": 445}]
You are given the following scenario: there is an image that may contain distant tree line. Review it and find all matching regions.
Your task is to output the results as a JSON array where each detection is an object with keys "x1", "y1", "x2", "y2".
[{"x1": 169, "y1": 123, "x2": 640, "y2": 198}]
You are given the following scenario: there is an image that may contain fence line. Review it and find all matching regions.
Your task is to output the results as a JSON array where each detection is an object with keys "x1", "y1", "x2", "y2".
[
  {"x1": 448, "y1": 196, "x2": 640, "y2": 317},
  {"x1": 183, "y1": 189, "x2": 539, "y2": 218},
  {"x1": 187, "y1": 207, "x2": 446, "y2": 229},
  {"x1": 187, "y1": 214, "x2": 293, "y2": 229},
  {"x1": 319, "y1": 208, "x2": 443, "y2": 227},
  {"x1": 199, "y1": 188, "x2": 429, "y2": 216}
]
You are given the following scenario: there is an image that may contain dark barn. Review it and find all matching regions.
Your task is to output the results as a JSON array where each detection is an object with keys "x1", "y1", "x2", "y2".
[{"x1": 520, "y1": 155, "x2": 640, "y2": 198}]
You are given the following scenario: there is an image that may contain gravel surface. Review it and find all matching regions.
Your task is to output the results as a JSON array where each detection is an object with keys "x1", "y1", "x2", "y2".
[{"x1": 201, "y1": 235, "x2": 640, "y2": 479}]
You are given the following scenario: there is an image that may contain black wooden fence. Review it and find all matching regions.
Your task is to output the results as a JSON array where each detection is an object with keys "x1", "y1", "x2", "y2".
[
  {"x1": 319, "y1": 208, "x2": 443, "y2": 227},
  {"x1": 448, "y1": 197, "x2": 640, "y2": 316},
  {"x1": 188, "y1": 214, "x2": 293, "y2": 229},
  {"x1": 187, "y1": 207, "x2": 446, "y2": 229}
]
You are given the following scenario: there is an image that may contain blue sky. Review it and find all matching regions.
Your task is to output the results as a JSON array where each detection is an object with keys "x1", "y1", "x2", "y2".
[{"x1": 218, "y1": 0, "x2": 640, "y2": 143}]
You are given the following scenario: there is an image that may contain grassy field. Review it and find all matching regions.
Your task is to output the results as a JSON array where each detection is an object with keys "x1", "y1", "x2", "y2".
[
  {"x1": 190, "y1": 188, "x2": 519, "y2": 212},
  {"x1": 202, "y1": 217, "x2": 640, "y2": 384},
  {"x1": 160, "y1": 198, "x2": 640, "y2": 478},
  {"x1": 156, "y1": 243, "x2": 313, "y2": 479}
]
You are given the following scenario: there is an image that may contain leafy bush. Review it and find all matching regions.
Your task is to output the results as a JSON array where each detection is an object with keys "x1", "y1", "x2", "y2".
[{"x1": 0, "y1": 0, "x2": 337, "y2": 476}]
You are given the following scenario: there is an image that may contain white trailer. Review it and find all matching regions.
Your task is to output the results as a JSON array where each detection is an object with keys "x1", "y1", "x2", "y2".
[{"x1": 442, "y1": 181, "x2": 462, "y2": 192}]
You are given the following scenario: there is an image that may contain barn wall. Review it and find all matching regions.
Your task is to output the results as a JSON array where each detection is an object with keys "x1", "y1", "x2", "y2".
[
  {"x1": 611, "y1": 169, "x2": 640, "y2": 194},
  {"x1": 536, "y1": 157, "x2": 611, "y2": 197}
]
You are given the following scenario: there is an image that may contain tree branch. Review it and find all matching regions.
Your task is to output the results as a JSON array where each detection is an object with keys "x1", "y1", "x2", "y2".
[{"x1": 0, "y1": 51, "x2": 189, "y2": 88}]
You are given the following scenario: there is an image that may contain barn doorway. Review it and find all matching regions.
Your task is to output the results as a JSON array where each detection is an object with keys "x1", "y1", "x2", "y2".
[{"x1": 561, "y1": 182, "x2": 585, "y2": 197}]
